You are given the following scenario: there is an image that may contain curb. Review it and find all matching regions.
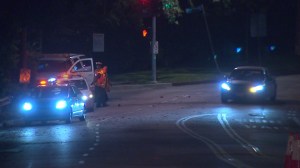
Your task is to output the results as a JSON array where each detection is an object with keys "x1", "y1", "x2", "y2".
[
  {"x1": 111, "y1": 79, "x2": 218, "y2": 90},
  {"x1": 0, "y1": 119, "x2": 18, "y2": 128},
  {"x1": 172, "y1": 80, "x2": 218, "y2": 86},
  {"x1": 111, "y1": 82, "x2": 172, "y2": 90}
]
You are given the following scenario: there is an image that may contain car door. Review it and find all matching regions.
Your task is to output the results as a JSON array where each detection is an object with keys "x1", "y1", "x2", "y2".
[
  {"x1": 71, "y1": 86, "x2": 85, "y2": 115},
  {"x1": 67, "y1": 58, "x2": 94, "y2": 85},
  {"x1": 68, "y1": 86, "x2": 79, "y2": 113}
]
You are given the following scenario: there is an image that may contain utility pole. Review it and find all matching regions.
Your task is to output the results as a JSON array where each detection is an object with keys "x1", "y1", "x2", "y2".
[
  {"x1": 21, "y1": 28, "x2": 28, "y2": 69},
  {"x1": 201, "y1": 5, "x2": 220, "y2": 73},
  {"x1": 186, "y1": 4, "x2": 221, "y2": 73},
  {"x1": 151, "y1": 16, "x2": 157, "y2": 83}
]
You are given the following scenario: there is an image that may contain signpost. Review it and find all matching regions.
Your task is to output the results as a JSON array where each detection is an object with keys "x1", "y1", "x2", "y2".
[
  {"x1": 151, "y1": 16, "x2": 157, "y2": 83},
  {"x1": 93, "y1": 33, "x2": 104, "y2": 52}
]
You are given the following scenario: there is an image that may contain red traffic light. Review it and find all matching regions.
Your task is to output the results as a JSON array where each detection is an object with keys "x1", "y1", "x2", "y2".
[
  {"x1": 139, "y1": 0, "x2": 150, "y2": 6},
  {"x1": 142, "y1": 29, "x2": 148, "y2": 37}
]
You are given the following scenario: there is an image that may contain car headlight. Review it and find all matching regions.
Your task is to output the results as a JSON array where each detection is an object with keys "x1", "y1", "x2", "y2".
[
  {"x1": 82, "y1": 95, "x2": 88, "y2": 101},
  {"x1": 56, "y1": 100, "x2": 67, "y2": 109},
  {"x1": 22, "y1": 102, "x2": 32, "y2": 111},
  {"x1": 249, "y1": 85, "x2": 264, "y2": 93},
  {"x1": 221, "y1": 83, "x2": 231, "y2": 91}
]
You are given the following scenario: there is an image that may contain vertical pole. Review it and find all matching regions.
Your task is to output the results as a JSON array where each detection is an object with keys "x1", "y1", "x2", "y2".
[
  {"x1": 201, "y1": 5, "x2": 221, "y2": 73},
  {"x1": 21, "y1": 28, "x2": 28, "y2": 69},
  {"x1": 152, "y1": 16, "x2": 157, "y2": 83}
]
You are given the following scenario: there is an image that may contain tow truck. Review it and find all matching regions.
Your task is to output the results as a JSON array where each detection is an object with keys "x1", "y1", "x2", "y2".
[{"x1": 35, "y1": 53, "x2": 95, "y2": 86}]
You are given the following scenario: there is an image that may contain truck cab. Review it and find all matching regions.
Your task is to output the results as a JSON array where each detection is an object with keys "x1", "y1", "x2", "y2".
[{"x1": 35, "y1": 53, "x2": 95, "y2": 86}]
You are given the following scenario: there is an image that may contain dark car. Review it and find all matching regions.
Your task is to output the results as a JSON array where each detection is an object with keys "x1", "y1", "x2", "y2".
[
  {"x1": 220, "y1": 66, "x2": 277, "y2": 103},
  {"x1": 19, "y1": 85, "x2": 86, "y2": 124}
]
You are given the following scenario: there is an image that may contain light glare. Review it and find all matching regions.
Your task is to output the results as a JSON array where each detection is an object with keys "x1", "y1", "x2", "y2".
[
  {"x1": 23, "y1": 102, "x2": 32, "y2": 111},
  {"x1": 56, "y1": 100, "x2": 67, "y2": 109},
  {"x1": 221, "y1": 83, "x2": 231, "y2": 91}
]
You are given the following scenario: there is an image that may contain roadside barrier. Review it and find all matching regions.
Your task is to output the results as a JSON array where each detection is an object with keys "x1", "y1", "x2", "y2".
[{"x1": 285, "y1": 133, "x2": 300, "y2": 168}]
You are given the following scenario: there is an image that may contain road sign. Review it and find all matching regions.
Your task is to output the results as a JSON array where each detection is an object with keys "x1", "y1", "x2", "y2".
[{"x1": 93, "y1": 33, "x2": 104, "y2": 52}]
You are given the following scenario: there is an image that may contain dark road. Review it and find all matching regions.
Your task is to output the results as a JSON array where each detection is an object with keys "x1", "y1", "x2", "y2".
[{"x1": 1, "y1": 75, "x2": 300, "y2": 168}]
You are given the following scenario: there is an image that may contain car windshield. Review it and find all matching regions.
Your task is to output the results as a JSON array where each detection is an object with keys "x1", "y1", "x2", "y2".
[
  {"x1": 37, "y1": 60, "x2": 72, "y2": 73},
  {"x1": 58, "y1": 80, "x2": 88, "y2": 90},
  {"x1": 229, "y1": 69, "x2": 264, "y2": 81},
  {"x1": 30, "y1": 86, "x2": 69, "y2": 98}
]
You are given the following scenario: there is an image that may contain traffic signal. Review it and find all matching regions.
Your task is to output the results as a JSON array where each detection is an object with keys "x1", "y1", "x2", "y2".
[
  {"x1": 142, "y1": 29, "x2": 148, "y2": 38},
  {"x1": 137, "y1": 0, "x2": 160, "y2": 17},
  {"x1": 139, "y1": 0, "x2": 150, "y2": 6}
]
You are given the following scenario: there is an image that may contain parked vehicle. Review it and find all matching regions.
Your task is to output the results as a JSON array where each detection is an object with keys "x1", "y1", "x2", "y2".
[
  {"x1": 35, "y1": 53, "x2": 95, "y2": 86},
  {"x1": 19, "y1": 84, "x2": 86, "y2": 124},
  {"x1": 56, "y1": 74, "x2": 94, "y2": 112}
]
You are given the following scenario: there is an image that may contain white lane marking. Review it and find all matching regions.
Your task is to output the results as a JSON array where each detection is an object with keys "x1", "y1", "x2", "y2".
[
  {"x1": 218, "y1": 113, "x2": 263, "y2": 156},
  {"x1": 78, "y1": 118, "x2": 111, "y2": 165},
  {"x1": 176, "y1": 114, "x2": 252, "y2": 168}
]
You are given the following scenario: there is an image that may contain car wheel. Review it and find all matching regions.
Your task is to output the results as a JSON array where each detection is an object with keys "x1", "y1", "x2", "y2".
[
  {"x1": 65, "y1": 109, "x2": 72, "y2": 124},
  {"x1": 79, "y1": 114, "x2": 86, "y2": 121},
  {"x1": 221, "y1": 93, "x2": 229, "y2": 103},
  {"x1": 270, "y1": 90, "x2": 277, "y2": 102},
  {"x1": 79, "y1": 107, "x2": 86, "y2": 121},
  {"x1": 24, "y1": 120, "x2": 31, "y2": 126}
]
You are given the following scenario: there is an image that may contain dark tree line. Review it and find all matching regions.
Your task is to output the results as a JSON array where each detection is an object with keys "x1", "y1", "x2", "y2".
[{"x1": 0, "y1": 0, "x2": 298, "y2": 96}]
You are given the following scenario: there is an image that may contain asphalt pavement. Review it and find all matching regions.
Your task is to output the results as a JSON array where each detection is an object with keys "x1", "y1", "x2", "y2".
[{"x1": 1, "y1": 74, "x2": 300, "y2": 128}]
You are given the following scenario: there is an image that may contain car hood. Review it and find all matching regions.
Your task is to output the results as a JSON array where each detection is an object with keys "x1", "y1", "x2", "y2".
[
  {"x1": 25, "y1": 97, "x2": 67, "y2": 103},
  {"x1": 35, "y1": 72, "x2": 60, "y2": 80},
  {"x1": 227, "y1": 80, "x2": 264, "y2": 86},
  {"x1": 80, "y1": 90, "x2": 92, "y2": 96}
]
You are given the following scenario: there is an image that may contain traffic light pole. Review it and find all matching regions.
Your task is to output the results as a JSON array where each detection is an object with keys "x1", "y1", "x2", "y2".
[{"x1": 151, "y1": 16, "x2": 157, "y2": 83}]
